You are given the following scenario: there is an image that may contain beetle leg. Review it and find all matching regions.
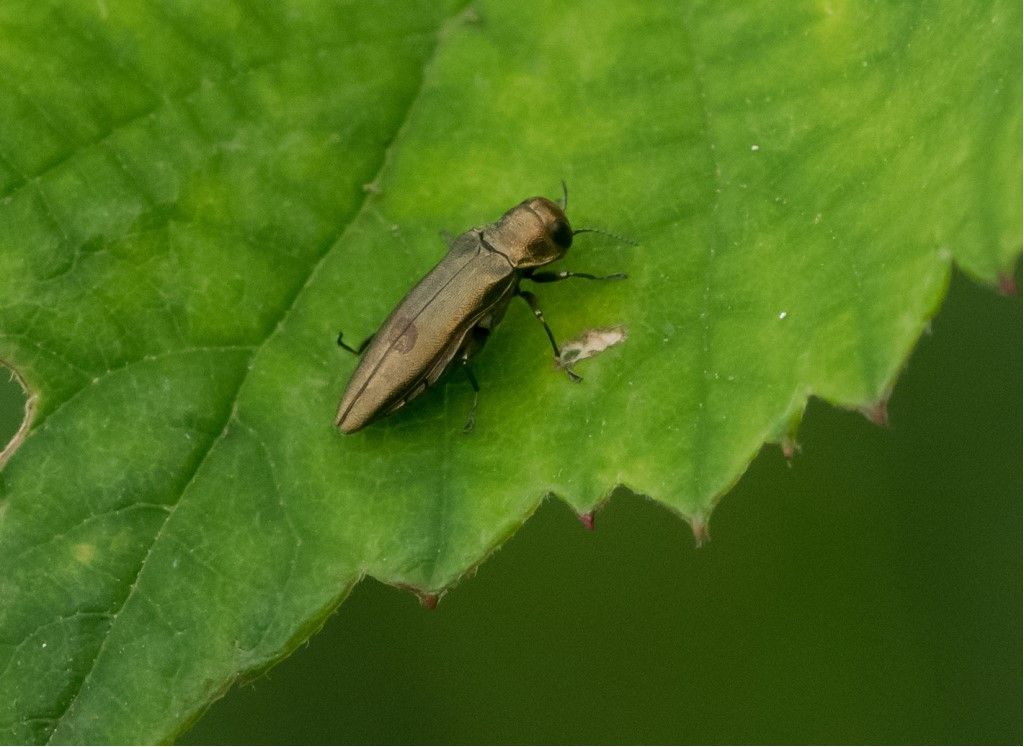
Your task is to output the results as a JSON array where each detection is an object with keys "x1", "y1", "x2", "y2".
[
  {"x1": 461, "y1": 359, "x2": 480, "y2": 433},
  {"x1": 336, "y1": 331, "x2": 373, "y2": 356},
  {"x1": 457, "y1": 326, "x2": 490, "y2": 431},
  {"x1": 516, "y1": 289, "x2": 582, "y2": 383},
  {"x1": 526, "y1": 270, "x2": 628, "y2": 283}
]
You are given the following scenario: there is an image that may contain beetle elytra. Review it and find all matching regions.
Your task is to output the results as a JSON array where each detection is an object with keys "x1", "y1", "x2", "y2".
[{"x1": 335, "y1": 190, "x2": 625, "y2": 433}]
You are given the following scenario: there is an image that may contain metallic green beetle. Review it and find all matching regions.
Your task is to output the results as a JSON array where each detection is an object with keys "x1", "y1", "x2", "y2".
[{"x1": 335, "y1": 193, "x2": 624, "y2": 433}]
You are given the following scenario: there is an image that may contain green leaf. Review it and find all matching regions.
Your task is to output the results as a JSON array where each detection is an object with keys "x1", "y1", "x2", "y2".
[{"x1": 0, "y1": 0, "x2": 1018, "y2": 742}]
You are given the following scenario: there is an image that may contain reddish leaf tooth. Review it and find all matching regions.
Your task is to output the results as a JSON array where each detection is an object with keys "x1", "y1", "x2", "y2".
[
  {"x1": 861, "y1": 398, "x2": 890, "y2": 427},
  {"x1": 997, "y1": 272, "x2": 1019, "y2": 296},
  {"x1": 780, "y1": 436, "x2": 800, "y2": 462},
  {"x1": 690, "y1": 517, "x2": 710, "y2": 548},
  {"x1": 418, "y1": 593, "x2": 439, "y2": 610}
]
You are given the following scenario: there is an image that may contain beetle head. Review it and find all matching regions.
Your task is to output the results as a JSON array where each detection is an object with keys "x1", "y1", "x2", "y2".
[{"x1": 494, "y1": 196, "x2": 573, "y2": 268}]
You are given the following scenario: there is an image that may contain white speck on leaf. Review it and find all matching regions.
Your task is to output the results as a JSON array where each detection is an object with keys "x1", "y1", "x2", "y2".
[
  {"x1": 556, "y1": 326, "x2": 628, "y2": 369},
  {"x1": 778, "y1": 311, "x2": 788, "y2": 320},
  {"x1": 751, "y1": 144, "x2": 760, "y2": 151}
]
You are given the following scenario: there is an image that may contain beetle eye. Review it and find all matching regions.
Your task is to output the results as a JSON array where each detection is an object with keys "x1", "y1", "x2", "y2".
[{"x1": 550, "y1": 219, "x2": 573, "y2": 249}]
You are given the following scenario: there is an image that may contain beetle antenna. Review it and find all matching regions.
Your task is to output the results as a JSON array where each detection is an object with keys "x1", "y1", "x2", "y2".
[
  {"x1": 560, "y1": 180, "x2": 569, "y2": 211},
  {"x1": 572, "y1": 227, "x2": 638, "y2": 246}
]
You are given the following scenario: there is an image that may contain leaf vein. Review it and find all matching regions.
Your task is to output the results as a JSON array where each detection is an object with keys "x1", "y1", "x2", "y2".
[{"x1": 41, "y1": 6, "x2": 469, "y2": 740}]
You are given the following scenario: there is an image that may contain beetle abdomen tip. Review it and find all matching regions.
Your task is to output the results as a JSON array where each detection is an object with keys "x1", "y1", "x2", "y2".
[{"x1": 335, "y1": 408, "x2": 359, "y2": 434}]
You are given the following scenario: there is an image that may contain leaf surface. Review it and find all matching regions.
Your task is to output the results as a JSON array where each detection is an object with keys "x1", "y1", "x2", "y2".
[{"x1": 0, "y1": 1, "x2": 1019, "y2": 742}]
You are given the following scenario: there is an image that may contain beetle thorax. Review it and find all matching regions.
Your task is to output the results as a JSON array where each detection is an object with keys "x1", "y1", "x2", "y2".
[{"x1": 482, "y1": 196, "x2": 573, "y2": 268}]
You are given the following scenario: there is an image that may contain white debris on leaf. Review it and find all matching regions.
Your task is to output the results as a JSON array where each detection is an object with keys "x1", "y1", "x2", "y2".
[{"x1": 557, "y1": 325, "x2": 629, "y2": 369}]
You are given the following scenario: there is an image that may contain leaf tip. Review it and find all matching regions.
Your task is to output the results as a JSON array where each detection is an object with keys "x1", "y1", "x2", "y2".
[
  {"x1": 578, "y1": 511, "x2": 596, "y2": 531},
  {"x1": 418, "y1": 592, "x2": 440, "y2": 610},
  {"x1": 859, "y1": 397, "x2": 890, "y2": 427},
  {"x1": 689, "y1": 516, "x2": 710, "y2": 548},
  {"x1": 779, "y1": 435, "x2": 801, "y2": 463},
  {"x1": 997, "y1": 272, "x2": 1019, "y2": 297},
  {"x1": 769, "y1": 405, "x2": 805, "y2": 465}
]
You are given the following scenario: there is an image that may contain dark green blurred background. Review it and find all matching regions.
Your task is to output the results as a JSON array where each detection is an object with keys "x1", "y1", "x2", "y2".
[{"x1": 2, "y1": 273, "x2": 1019, "y2": 744}]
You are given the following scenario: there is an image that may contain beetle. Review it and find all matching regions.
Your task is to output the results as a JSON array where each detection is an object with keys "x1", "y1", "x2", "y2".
[{"x1": 335, "y1": 189, "x2": 625, "y2": 434}]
